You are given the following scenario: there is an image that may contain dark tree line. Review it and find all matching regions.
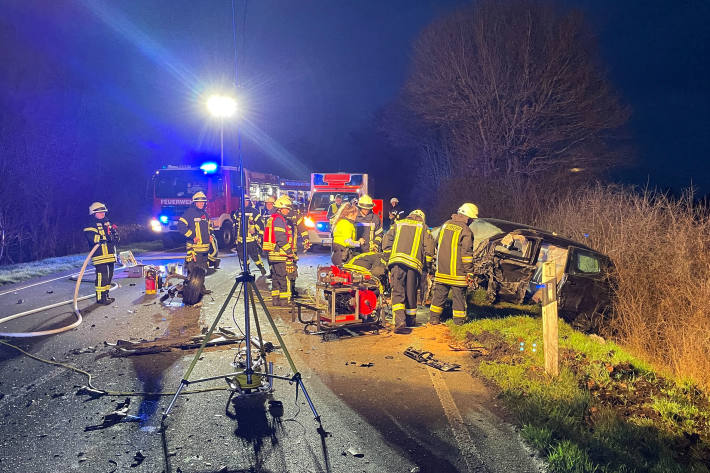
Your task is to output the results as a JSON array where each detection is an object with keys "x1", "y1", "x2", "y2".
[{"x1": 383, "y1": 0, "x2": 629, "y2": 222}]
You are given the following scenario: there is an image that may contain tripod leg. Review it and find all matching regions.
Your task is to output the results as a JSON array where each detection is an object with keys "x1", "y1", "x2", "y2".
[
  {"x1": 183, "y1": 281, "x2": 240, "y2": 383},
  {"x1": 249, "y1": 280, "x2": 299, "y2": 375},
  {"x1": 247, "y1": 284, "x2": 268, "y2": 370}
]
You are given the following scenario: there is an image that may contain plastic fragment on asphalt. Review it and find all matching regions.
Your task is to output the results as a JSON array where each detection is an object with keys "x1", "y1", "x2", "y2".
[
  {"x1": 346, "y1": 447, "x2": 365, "y2": 458},
  {"x1": 17, "y1": 299, "x2": 23, "y2": 304}
]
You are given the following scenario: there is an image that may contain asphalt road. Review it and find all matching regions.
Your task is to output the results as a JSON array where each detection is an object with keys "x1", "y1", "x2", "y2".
[{"x1": 0, "y1": 248, "x2": 545, "y2": 473}]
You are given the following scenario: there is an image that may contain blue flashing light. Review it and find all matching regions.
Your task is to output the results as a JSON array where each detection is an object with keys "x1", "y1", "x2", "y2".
[
  {"x1": 316, "y1": 222, "x2": 330, "y2": 232},
  {"x1": 200, "y1": 162, "x2": 218, "y2": 174},
  {"x1": 159, "y1": 215, "x2": 169, "y2": 224}
]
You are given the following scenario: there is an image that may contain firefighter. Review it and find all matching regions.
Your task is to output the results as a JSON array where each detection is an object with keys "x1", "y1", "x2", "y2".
[
  {"x1": 355, "y1": 195, "x2": 383, "y2": 254},
  {"x1": 326, "y1": 194, "x2": 343, "y2": 222},
  {"x1": 263, "y1": 195, "x2": 295, "y2": 306},
  {"x1": 343, "y1": 251, "x2": 388, "y2": 295},
  {"x1": 429, "y1": 203, "x2": 479, "y2": 326},
  {"x1": 207, "y1": 232, "x2": 220, "y2": 270},
  {"x1": 382, "y1": 209, "x2": 435, "y2": 333},
  {"x1": 83, "y1": 202, "x2": 119, "y2": 305},
  {"x1": 286, "y1": 206, "x2": 312, "y2": 298},
  {"x1": 331, "y1": 204, "x2": 363, "y2": 266},
  {"x1": 387, "y1": 197, "x2": 405, "y2": 230},
  {"x1": 232, "y1": 195, "x2": 267, "y2": 276},
  {"x1": 177, "y1": 191, "x2": 212, "y2": 295}
]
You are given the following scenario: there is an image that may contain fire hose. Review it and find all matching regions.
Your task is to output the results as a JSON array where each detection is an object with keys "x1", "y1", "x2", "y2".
[{"x1": 0, "y1": 244, "x2": 118, "y2": 338}]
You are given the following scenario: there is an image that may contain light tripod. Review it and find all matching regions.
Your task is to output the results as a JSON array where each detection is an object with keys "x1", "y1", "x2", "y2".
[{"x1": 160, "y1": 138, "x2": 325, "y2": 473}]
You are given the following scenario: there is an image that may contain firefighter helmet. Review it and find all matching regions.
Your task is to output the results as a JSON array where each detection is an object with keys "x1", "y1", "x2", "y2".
[
  {"x1": 192, "y1": 191, "x2": 208, "y2": 203},
  {"x1": 274, "y1": 195, "x2": 293, "y2": 209},
  {"x1": 357, "y1": 195, "x2": 374, "y2": 209},
  {"x1": 266, "y1": 196, "x2": 276, "y2": 204},
  {"x1": 89, "y1": 202, "x2": 108, "y2": 215},
  {"x1": 457, "y1": 203, "x2": 479, "y2": 219},
  {"x1": 410, "y1": 209, "x2": 426, "y2": 222},
  {"x1": 390, "y1": 197, "x2": 399, "y2": 205}
]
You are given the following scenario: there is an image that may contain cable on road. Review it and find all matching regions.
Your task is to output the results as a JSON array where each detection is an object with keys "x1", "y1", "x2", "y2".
[{"x1": 0, "y1": 339, "x2": 229, "y2": 397}]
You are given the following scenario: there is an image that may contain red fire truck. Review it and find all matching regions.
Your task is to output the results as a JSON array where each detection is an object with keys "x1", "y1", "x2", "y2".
[
  {"x1": 303, "y1": 172, "x2": 383, "y2": 246},
  {"x1": 150, "y1": 163, "x2": 280, "y2": 249}
]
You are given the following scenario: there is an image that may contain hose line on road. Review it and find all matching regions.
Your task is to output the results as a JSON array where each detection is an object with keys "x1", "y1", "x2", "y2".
[
  {"x1": 0, "y1": 245, "x2": 120, "y2": 338},
  {"x1": 0, "y1": 339, "x2": 230, "y2": 397}
]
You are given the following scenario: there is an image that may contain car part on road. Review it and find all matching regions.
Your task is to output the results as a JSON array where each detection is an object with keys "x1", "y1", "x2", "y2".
[
  {"x1": 403, "y1": 347, "x2": 461, "y2": 372},
  {"x1": 181, "y1": 266, "x2": 206, "y2": 305},
  {"x1": 84, "y1": 397, "x2": 141, "y2": 431}
]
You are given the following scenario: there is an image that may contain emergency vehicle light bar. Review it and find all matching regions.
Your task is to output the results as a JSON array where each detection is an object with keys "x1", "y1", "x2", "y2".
[{"x1": 311, "y1": 173, "x2": 364, "y2": 188}]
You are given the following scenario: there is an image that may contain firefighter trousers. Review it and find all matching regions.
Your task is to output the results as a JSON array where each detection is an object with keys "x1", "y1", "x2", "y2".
[
  {"x1": 94, "y1": 263, "x2": 114, "y2": 302},
  {"x1": 269, "y1": 261, "x2": 290, "y2": 305},
  {"x1": 389, "y1": 263, "x2": 420, "y2": 329},
  {"x1": 429, "y1": 283, "x2": 467, "y2": 323},
  {"x1": 237, "y1": 241, "x2": 265, "y2": 271}
]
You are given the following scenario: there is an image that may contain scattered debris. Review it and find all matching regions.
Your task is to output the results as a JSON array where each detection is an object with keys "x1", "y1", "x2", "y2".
[
  {"x1": 46, "y1": 290, "x2": 54, "y2": 294},
  {"x1": 126, "y1": 309, "x2": 135, "y2": 314},
  {"x1": 346, "y1": 447, "x2": 365, "y2": 458},
  {"x1": 69, "y1": 346, "x2": 97, "y2": 355},
  {"x1": 448, "y1": 343, "x2": 490, "y2": 356},
  {"x1": 411, "y1": 468, "x2": 421, "y2": 473},
  {"x1": 131, "y1": 451, "x2": 146, "y2": 467},
  {"x1": 403, "y1": 347, "x2": 460, "y2": 372},
  {"x1": 84, "y1": 398, "x2": 140, "y2": 431},
  {"x1": 360, "y1": 362, "x2": 374, "y2": 367},
  {"x1": 142, "y1": 301, "x2": 156, "y2": 306},
  {"x1": 384, "y1": 355, "x2": 394, "y2": 359},
  {"x1": 17, "y1": 299, "x2": 23, "y2": 304}
]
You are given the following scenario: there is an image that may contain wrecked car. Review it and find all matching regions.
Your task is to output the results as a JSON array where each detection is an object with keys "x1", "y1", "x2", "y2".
[{"x1": 433, "y1": 218, "x2": 614, "y2": 327}]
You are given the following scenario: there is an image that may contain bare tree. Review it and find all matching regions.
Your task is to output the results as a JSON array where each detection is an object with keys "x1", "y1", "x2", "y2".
[{"x1": 404, "y1": 0, "x2": 629, "y2": 184}]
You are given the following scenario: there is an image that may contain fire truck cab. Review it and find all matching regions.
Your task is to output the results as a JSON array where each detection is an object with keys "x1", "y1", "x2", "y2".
[
  {"x1": 304, "y1": 172, "x2": 381, "y2": 247},
  {"x1": 150, "y1": 163, "x2": 241, "y2": 249}
]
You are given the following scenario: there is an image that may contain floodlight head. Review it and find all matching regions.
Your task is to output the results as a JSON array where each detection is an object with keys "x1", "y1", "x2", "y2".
[{"x1": 206, "y1": 94, "x2": 237, "y2": 118}]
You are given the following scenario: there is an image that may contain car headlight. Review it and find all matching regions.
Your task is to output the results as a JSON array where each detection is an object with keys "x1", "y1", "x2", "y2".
[
  {"x1": 304, "y1": 216, "x2": 315, "y2": 229},
  {"x1": 150, "y1": 219, "x2": 162, "y2": 233}
]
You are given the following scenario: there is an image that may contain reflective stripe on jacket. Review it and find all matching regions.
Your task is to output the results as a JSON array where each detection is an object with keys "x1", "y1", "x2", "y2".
[
  {"x1": 381, "y1": 218, "x2": 434, "y2": 273},
  {"x1": 83, "y1": 220, "x2": 118, "y2": 265},
  {"x1": 434, "y1": 216, "x2": 474, "y2": 287},
  {"x1": 263, "y1": 213, "x2": 293, "y2": 262},
  {"x1": 177, "y1": 205, "x2": 210, "y2": 253},
  {"x1": 232, "y1": 205, "x2": 260, "y2": 243},
  {"x1": 356, "y1": 212, "x2": 383, "y2": 252}
]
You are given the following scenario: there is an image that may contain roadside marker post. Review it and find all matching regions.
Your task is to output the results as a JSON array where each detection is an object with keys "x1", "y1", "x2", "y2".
[{"x1": 541, "y1": 261, "x2": 559, "y2": 377}]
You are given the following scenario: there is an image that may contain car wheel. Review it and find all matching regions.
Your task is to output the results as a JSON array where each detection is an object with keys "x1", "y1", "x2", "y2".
[
  {"x1": 219, "y1": 222, "x2": 233, "y2": 249},
  {"x1": 182, "y1": 267, "x2": 206, "y2": 306}
]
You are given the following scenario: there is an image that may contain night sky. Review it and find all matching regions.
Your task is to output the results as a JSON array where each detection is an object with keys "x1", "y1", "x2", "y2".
[{"x1": 2, "y1": 0, "x2": 709, "y2": 204}]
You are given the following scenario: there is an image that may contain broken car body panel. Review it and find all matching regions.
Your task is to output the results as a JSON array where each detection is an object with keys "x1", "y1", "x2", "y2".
[{"x1": 432, "y1": 218, "x2": 614, "y2": 322}]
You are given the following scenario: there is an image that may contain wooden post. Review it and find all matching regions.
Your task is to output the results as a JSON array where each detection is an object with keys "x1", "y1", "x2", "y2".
[{"x1": 541, "y1": 261, "x2": 559, "y2": 377}]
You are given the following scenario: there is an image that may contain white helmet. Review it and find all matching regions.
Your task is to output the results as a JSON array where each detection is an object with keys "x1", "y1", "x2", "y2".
[{"x1": 89, "y1": 202, "x2": 108, "y2": 215}]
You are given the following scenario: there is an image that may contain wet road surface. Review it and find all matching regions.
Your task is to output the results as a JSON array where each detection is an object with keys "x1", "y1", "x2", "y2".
[{"x1": 0, "y1": 248, "x2": 545, "y2": 473}]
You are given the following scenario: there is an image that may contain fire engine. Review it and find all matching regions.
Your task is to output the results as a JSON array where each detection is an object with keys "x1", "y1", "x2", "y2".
[
  {"x1": 149, "y1": 163, "x2": 282, "y2": 249},
  {"x1": 303, "y1": 172, "x2": 382, "y2": 246}
]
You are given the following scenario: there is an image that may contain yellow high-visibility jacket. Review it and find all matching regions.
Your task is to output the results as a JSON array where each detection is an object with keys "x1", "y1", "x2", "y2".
[
  {"x1": 178, "y1": 205, "x2": 210, "y2": 253},
  {"x1": 333, "y1": 218, "x2": 359, "y2": 248},
  {"x1": 83, "y1": 219, "x2": 118, "y2": 265},
  {"x1": 382, "y1": 217, "x2": 434, "y2": 273},
  {"x1": 434, "y1": 214, "x2": 475, "y2": 287}
]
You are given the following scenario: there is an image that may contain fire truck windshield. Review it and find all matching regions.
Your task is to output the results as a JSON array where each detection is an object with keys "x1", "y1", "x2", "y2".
[
  {"x1": 155, "y1": 170, "x2": 208, "y2": 198},
  {"x1": 309, "y1": 192, "x2": 359, "y2": 211}
]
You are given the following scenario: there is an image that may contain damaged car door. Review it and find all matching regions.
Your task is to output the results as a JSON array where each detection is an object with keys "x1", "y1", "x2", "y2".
[
  {"x1": 484, "y1": 233, "x2": 542, "y2": 303},
  {"x1": 558, "y1": 246, "x2": 613, "y2": 321}
]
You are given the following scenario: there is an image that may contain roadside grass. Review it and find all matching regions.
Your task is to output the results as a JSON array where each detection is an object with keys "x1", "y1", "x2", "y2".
[
  {"x1": 448, "y1": 296, "x2": 710, "y2": 473},
  {"x1": 0, "y1": 240, "x2": 162, "y2": 286}
]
